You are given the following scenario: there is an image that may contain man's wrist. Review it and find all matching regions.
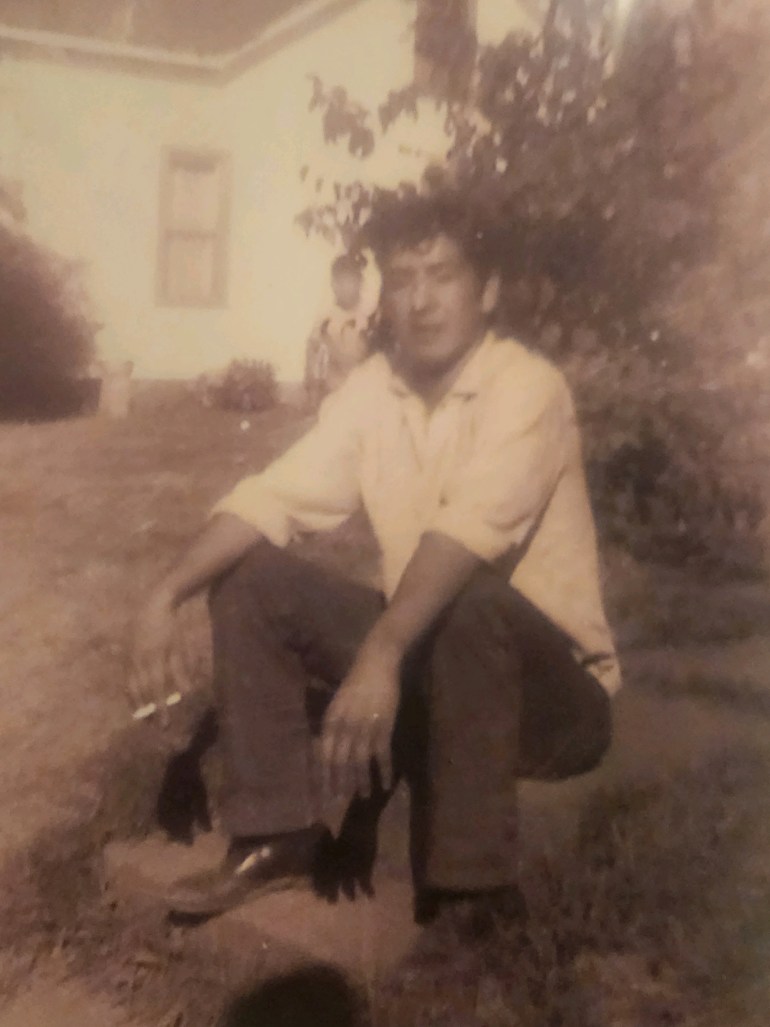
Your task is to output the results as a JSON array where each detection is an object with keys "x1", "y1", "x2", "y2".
[
  {"x1": 361, "y1": 619, "x2": 411, "y2": 669},
  {"x1": 149, "y1": 579, "x2": 181, "y2": 612}
]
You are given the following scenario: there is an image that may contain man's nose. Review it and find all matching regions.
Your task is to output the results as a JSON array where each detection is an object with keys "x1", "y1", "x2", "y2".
[{"x1": 410, "y1": 276, "x2": 431, "y2": 312}]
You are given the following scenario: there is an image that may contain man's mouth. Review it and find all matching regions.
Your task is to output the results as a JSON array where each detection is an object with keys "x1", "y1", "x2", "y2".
[{"x1": 412, "y1": 323, "x2": 443, "y2": 338}]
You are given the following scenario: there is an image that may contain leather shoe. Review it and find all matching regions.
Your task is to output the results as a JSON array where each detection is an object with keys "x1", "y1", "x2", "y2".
[{"x1": 166, "y1": 825, "x2": 325, "y2": 918}]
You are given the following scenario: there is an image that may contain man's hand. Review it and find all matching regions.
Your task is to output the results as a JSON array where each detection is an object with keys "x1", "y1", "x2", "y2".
[
  {"x1": 125, "y1": 513, "x2": 264, "y2": 720},
  {"x1": 320, "y1": 532, "x2": 482, "y2": 800},
  {"x1": 321, "y1": 640, "x2": 401, "y2": 800},
  {"x1": 127, "y1": 587, "x2": 184, "y2": 719}
]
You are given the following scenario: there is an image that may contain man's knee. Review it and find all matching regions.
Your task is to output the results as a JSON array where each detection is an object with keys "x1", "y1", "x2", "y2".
[
  {"x1": 521, "y1": 678, "x2": 612, "y2": 781},
  {"x1": 208, "y1": 540, "x2": 287, "y2": 614},
  {"x1": 438, "y1": 572, "x2": 517, "y2": 652}
]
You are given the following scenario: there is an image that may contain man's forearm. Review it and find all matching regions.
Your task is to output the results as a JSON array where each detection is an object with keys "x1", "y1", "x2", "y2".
[
  {"x1": 152, "y1": 512, "x2": 263, "y2": 609},
  {"x1": 363, "y1": 531, "x2": 482, "y2": 666}
]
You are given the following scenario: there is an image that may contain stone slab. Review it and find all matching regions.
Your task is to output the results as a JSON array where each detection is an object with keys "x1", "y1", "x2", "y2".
[{"x1": 103, "y1": 824, "x2": 422, "y2": 991}]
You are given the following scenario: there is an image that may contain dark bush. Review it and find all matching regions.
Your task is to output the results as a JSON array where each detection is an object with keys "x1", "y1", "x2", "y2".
[
  {"x1": 195, "y1": 359, "x2": 277, "y2": 413},
  {"x1": 0, "y1": 224, "x2": 96, "y2": 420},
  {"x1": 578, "y1": 364, "x2": 767, "y2": 571}
]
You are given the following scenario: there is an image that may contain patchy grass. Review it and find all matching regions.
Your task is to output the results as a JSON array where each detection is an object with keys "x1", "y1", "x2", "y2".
[
  {"x1": 0, "y1": 391, "x2": 305, "y2": 993},
  {"x1": 377, "y1": 749, "x2": 770, "y2": 1027},
  {"x1": 9, "y1": 746, "x2": 770, "y2": 1027},
  {"x1": 602, "y1": 547, "x2": 770, "y2": 650},
  {"x1": 633, "y1": 667, "x2": 770, "y2": 717},
  {"x1": 1, "y1": 384, "x2": 769, "y2": 1023}
]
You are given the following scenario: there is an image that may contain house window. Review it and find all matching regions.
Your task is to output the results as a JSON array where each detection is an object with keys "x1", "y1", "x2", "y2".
[
  {"x1": 157, "y1": 148, "x2": 230, "y2": 307},
  {"x1": 414, "y1": 0, "x2": 476, "y2": 98}
]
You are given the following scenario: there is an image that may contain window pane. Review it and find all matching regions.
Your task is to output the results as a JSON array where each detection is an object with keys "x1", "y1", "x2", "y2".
[
  {"x1": 168, "y1": 160, "x2": 221, "y2": 233},
  {"x1": 165, "y1": 234, "x2": 216, "y2": 304},
  {"x1": 158, "y1": 148, "x2": 229, "y2": 306}
]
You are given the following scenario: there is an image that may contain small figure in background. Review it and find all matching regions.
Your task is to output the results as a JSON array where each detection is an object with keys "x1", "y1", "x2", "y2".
[{"x1": 304, "y1": 253, "x2": 371, "y2": 411}]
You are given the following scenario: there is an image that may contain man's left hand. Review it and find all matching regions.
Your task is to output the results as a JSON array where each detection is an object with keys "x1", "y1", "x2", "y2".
[{"x1": 321, "y1": 641, "x2": 401, "y2": 800}]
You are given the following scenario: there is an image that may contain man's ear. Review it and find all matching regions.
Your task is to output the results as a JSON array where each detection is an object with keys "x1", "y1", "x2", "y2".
[{"x1": 481, "y1": 272, "x2": 501, "y2": 316}]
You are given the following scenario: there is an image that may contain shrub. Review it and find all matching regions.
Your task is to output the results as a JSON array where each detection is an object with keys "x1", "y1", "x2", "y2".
[
  {"x1": 0, "y1": 224, "x2": 95, "y2": 420},
  {"x1": 194, "y1": 359, "x2": 277, "y2": 413},
  {"x1": 557, "y1": 324, "x2": 768, "y2": 572},
  {"x1": 582, "y1": 375, "x2": 767, "y2": 572}
]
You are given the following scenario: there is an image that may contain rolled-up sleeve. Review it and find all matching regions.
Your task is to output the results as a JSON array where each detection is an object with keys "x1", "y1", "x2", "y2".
[
  {"x1": 211, "y1": 380, "x2": 364, "y2": 546},
  {"x1": 430, "y1": 370, "x2": 571, "y2": 563}
]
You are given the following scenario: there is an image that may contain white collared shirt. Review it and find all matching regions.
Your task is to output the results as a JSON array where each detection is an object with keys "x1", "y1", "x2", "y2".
[{"x1": 213, "y1": 334, "x2": 620, "y2": 694}]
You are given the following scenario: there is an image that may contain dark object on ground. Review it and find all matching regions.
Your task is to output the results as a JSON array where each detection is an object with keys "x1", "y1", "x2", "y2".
[
  {"x1": 220, "y1": 965, "x2": 364, "y2": 1027},
  {"x1": 156, "y1": 709, "x2": 217, "y2": 844}
]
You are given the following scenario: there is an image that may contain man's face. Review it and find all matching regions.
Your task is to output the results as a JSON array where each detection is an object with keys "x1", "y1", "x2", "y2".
[
  {"x1": 381, "y1": 234, "x2": 498, "y2": 379},
  {"x1": 332, "y1": 270, "x2": 362, "y2": 310}
]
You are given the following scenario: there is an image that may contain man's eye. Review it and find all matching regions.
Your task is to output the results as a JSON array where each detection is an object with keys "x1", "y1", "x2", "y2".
[
  {"x1": 388, "y1": 275, "x2": 412, "y2": 291},
  {"x1": 429, "y1": 263, "x2": 460, "y2": 283}
]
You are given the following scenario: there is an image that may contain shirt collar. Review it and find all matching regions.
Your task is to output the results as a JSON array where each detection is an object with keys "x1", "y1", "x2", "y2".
[{"x1": 387, "y1": 331, "x2": 498, "y2": 401}]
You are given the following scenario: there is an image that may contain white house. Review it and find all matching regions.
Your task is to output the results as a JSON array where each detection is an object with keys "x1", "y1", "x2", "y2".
[{"x1": 0, "y1": 0, "x2": 550, "y2": 382}]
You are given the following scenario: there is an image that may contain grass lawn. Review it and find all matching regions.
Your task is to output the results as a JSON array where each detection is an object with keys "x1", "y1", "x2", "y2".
[{"x1": 2, "y1": 385, "x2": 770, "y2": 1025}]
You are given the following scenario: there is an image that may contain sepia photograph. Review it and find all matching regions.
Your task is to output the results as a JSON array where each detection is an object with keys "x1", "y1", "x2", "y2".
[{"x1": 1, "y1": 1, "x2": 769, "y2": 1024}]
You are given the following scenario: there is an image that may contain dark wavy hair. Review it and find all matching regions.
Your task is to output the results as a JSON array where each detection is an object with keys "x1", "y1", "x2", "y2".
[{"x1": 359, "y1": 188, "x2": 502, "y2": 281}]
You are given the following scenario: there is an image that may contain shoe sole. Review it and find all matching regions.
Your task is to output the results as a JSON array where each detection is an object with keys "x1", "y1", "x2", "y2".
[{"x1": 167, "y1": 872, "x2": 309, "y2": 919}]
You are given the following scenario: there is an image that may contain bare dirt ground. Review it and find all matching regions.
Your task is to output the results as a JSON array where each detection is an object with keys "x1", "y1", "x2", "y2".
[{"x1": 2, "y1": 388, "x2": 770, "y2": 1025}]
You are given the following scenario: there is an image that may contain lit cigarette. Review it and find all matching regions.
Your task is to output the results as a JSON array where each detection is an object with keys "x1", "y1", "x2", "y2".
[{"x1": 132, "y1": 691, "x2": 183, "y2": 721}]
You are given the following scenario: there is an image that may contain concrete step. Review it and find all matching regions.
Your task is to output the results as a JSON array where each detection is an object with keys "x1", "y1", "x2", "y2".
[{"x1": 103, "y1": 833, "x2": 422, "y2": 992}]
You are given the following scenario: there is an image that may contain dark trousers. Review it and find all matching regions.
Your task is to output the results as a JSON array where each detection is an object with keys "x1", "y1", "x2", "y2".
[{"x1": 208, "y1": 542, "x2": 611, "y2": 890}]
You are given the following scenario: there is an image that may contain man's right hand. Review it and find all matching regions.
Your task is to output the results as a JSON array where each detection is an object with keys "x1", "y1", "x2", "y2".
[
  {"x1": 124, "y1": 513, "x2": 264, "y2": 717},
  {"x1": 127, "y1": 587, "x2": 181, "y2": 716}
]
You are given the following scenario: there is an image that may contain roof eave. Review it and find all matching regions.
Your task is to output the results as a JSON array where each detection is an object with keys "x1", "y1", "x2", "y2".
[{"x1": 0, "y1": 0, "x2": 364, "y2": 82}]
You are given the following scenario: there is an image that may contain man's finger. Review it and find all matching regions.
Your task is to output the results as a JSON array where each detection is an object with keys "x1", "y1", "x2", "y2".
[
  {"x1": 155, "y1": 651, "x2": 174, "y2": 728},
  {"x1": 129, "y1": 650, "x2": 166, "y2": 720},
  {"x1": 178, "y1": 628, "x2": 199, "y2": 684},
  {"x1": 130, "y1": 651, "x2": 157, "y2": 706},
  {"x1": 351, "y1": 726, "x2": 376, "y2": 799},
  {"x1": 168, "y1": 649, "x2": 189, "y2": 698},
  {"x1": 144, "y1": 654, "x2": 168, "y2": 709},
  {"x1": 321, "y1": 712, "x2": 345, "y2": 798},
  {"x1": 125, "y1": 665, "x2": 147, "y2": 711},
  {"x1": 329, "y1": 720, "x2": 356, "y2": 798},
  {"x1": 373, "y1": 720, "x2": 394, "y2": 792}
]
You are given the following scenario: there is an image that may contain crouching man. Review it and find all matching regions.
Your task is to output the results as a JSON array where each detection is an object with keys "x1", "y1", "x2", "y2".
[{"x1": 128, "y1": 191, "x2": 619, "y2": 923}]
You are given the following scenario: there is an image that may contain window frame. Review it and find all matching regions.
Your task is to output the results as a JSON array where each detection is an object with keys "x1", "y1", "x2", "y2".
[{"x1": 156, "y1": 145, "x2": 232, "y2": 309}]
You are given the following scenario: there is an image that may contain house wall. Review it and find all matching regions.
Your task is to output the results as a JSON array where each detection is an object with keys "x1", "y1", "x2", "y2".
[
  {"x1": 0, "y1": 0, "x2": 539, "y2": 382},
  {"x1": 0, "y1": 52, "x2": 237, "y2": 378}
]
